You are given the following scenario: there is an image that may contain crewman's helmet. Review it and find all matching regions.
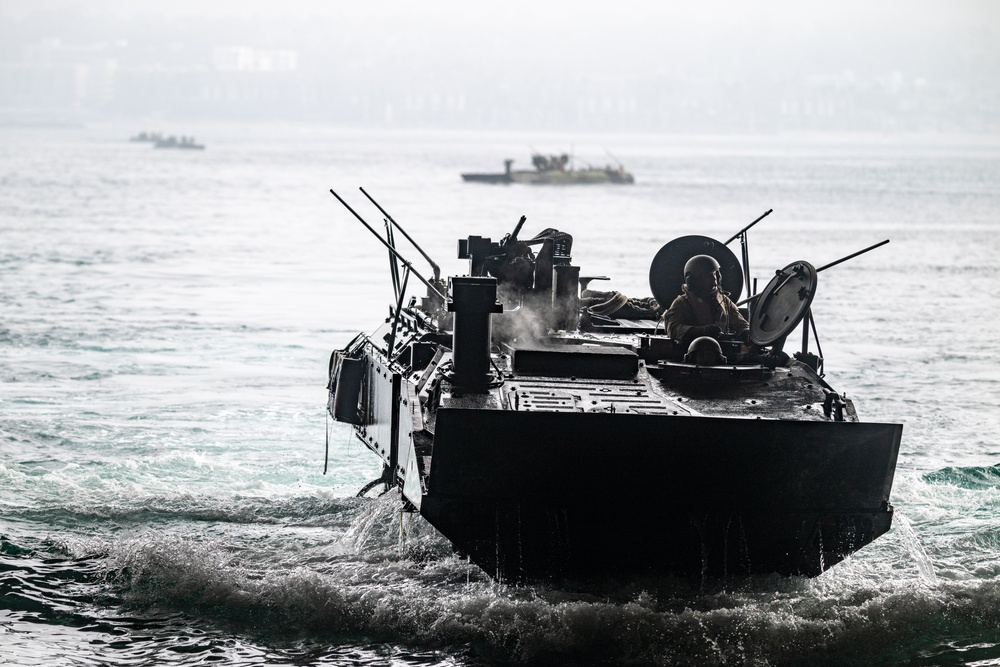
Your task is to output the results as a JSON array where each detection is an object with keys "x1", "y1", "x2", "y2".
[
  {"x1": 684, "y1": 336, "x2": 727, "y2": 366},
  {"x1": 683, "y1": 254, "x2": 722, "y2": 284}
]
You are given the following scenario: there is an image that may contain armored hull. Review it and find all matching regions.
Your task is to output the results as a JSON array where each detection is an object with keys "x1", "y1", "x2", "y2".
[
  {"x1": 327, "y1": 203, "x2": 901, "y2": 582},
  {"x1": 462, "y1": 168, "x2": 634, "y2": 185}
]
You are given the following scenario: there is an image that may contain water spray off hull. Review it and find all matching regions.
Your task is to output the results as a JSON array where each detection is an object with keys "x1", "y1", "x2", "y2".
[{"x1": 327, "y1": 190, "x2": 902, "y2": 582}]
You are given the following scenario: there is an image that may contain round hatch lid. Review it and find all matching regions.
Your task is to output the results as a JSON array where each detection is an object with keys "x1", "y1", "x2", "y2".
[
  {"x1": 649, "y1": 235, "x2": 743, "y2": 309},
  {"x1": 749, "y1": 260, "x2": 818, "y2": 346}
]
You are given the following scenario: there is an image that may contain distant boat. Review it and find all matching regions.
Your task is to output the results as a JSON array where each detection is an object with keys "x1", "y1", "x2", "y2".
[
  {"x1": 129, "y1": 131, "x2": 163, "y2": 143},
  {"x1": 462, "y1": 153, "x2": 634, "y2": 184},
  {"x1": 153, "y1": 135, "x2": 205, "y2": 150}
]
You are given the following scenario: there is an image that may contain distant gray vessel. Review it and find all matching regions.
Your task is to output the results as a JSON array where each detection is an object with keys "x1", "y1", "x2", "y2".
[{"x1": 462, "y1": 153, "x2": 634, "y2": 184}]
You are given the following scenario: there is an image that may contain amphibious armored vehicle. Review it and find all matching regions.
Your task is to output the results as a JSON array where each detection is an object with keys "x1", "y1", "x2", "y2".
[
  {"x1": 461, "y1": 153, "x2": 634, "y2": 184},
  {"x1": 327, "y1": 191, "x2": 901, "y2": 582}
]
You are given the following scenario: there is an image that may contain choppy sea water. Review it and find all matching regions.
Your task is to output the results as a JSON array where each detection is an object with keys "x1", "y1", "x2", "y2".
[{"x1": 2, "y1": 123, "x2": 999, "y2": 666}]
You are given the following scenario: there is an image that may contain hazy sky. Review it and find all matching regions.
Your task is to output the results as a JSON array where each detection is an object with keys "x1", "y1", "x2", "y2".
[
  {"x1": 5, "y1": 0, "x2": 998, "y2": 28},
  {"x1": 4, "y1": 0, "x2": 996, "y2": 77},
  {"x1": 2, "y1": 0, "x2": 997, "y2": 130},
  {"x1": 4, "y1": 0, "x2": 998, "y2": 25},
  {"x1": 4, "y1": 0, "x2": 997, "y2": 51}
]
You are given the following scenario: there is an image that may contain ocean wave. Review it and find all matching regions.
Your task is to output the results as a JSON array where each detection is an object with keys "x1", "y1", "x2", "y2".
[
  {"x1": 16, "y1": 494, "x2": 981, "y2": 666},
  {"x1": 4, "y1": 479, "x2": 1000, "y2": 665},
  {"x1": 0, "y1": 537, "x2": 111, "y2": 620},
  {"x1": 93, "y1": 531, "x2": 1000, "y2": 666},
  {"x1": 11, "y1": 493, "x2": 370, "y2": 530},
  {"x1": 947, "y1": 526, "x2": 1000, "y2": 559},
  {"x1": 923, "y1": 464, "x2": 1000, "y2": 490}
]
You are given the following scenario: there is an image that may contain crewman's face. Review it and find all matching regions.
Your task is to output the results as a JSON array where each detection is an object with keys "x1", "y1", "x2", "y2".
[{"x1": 690, "y1": 268, "x2": 721, "y2": 296}]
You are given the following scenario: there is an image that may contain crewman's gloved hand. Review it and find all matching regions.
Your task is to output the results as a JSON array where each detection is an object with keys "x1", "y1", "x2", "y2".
[{"x1": 701, "y1": 324, "x2": 723, "y2": 338}]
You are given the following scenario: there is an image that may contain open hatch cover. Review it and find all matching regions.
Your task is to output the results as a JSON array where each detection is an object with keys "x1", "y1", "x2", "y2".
[{"x1": 749, "y1": 260, "x2": 818, "y2": 346}]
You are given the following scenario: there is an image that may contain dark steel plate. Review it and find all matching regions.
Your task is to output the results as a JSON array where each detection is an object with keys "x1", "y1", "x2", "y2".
[{"x1": 749, "y1": 260, "x2": 818, "y2": 345}]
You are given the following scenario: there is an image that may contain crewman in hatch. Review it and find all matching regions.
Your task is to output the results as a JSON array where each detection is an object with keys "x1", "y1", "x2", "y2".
[{"x1": 663, "y1": 254, "x2": 749, "y2": 346}]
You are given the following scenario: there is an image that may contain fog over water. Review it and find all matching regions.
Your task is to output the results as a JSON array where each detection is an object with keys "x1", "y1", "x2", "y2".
[{"x1": 1, "y1": 0, "x2": 998, "y2": 132}]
